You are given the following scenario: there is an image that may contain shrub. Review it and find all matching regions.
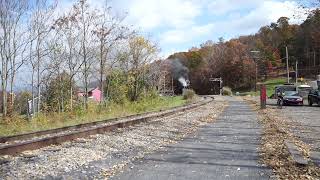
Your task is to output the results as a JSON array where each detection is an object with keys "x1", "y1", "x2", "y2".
[
  {"x1": 14, "y1": 91, "x2": 32, "y2": 115},
  {"x1": 74, "y1": 103, "x2": 86, "y2": 117},
  {"x1": 222, "y1": 87, "x2": 233, "y2": 96},
  {"x1": 183, "y1": 89, "x2": 195, "y2": 100},
  {"x1": 108, "y1": 84, "x2": 128, "y2": 104}
]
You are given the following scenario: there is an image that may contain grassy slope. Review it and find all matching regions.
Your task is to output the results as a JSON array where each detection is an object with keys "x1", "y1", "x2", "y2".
[
  {"x1": 264, "y1": 78, "x2": 287, "y2": 97},
  {"x1": 239, "y1": 78, "x2": 287, "y2": 97},
  {"x1": 0, "y1": 96, "x2": 186, "y2": 137}
]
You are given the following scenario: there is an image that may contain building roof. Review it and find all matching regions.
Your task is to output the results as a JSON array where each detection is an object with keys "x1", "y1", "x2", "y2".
[{"x1": 78, "y1": 87, "x2": 100, "y2": 93}]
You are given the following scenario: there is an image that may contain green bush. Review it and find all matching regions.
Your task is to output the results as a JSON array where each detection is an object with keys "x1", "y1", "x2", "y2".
[
  {"x1": 145, "y1": 89, "x2": 159, "y2": 99},
  {"x1": 183, "y1": 89, "x2": 195, "y2": 100},
  {"x1": 14, "y1": 91, "x2": 32, "y2": 114},
  {"x1": 74, "y1": 103, "x2": 86, "y2": 117},
  {"x1": 222, "y1": 87, "x2": 233, "y2": 96}
]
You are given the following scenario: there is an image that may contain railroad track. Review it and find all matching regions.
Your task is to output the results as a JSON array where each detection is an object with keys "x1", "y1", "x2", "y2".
[{"x1": 0, "y1": 96, "x2": 214, "y2": 155}]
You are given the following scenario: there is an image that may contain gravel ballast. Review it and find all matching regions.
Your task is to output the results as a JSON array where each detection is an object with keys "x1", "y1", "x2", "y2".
[{"x1": 0, "y1": 97, "x2": 226, "y2": 179}]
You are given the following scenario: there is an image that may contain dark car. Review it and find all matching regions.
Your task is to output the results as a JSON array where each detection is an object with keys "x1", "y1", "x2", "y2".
[
  {"x1": 283, "y1": 91, "x2": 303, "y2": 106},
  {"x1": 308, "y1": 90, "x2": 320, "y2": 106},
  {"x1": 273, "y1": 84, "x2": 296, "y2": 99}
]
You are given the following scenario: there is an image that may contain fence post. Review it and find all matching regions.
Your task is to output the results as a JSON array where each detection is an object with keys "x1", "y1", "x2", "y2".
[
  {"x1": 317, "y1": 75, "x2": 320, "y2": 90},
  {"x1": 260, "y1": 85, "x2": 267, "y2": 109}
]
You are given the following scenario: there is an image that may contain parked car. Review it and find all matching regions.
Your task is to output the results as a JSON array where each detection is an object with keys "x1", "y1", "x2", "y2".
[
  {"x1": 308, "y1": 90, "x2": 320, "y2": 106},
  {"x1": 297, "y1": 84, "x2": 313, "y2": 98},
  {"x1": 282, "y1": 91, "x2": 303, "y2": 106},
  {"x1": 273, "y1": 84, "x2": 296, "y2": 99}
]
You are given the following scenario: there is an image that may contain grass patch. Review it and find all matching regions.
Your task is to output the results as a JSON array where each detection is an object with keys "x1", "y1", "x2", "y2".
[
  {"x1": 182, "y1": 89, "x2": 195, "y2": 100},
  {"x1": 264, "y1": 78, "x2": 287, "y2": 97},
  {"x1": 238, "y1": 91, "x2": 259, "y2": 97},
  {"x1": 238, "y1": 78, "x2": 287, "y2": 97},
  {"x1": 0, "y1": 96, "x2": 187, "y2": 137}
]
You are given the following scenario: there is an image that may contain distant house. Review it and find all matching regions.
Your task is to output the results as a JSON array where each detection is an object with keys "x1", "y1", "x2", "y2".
[{"x1": 77, "y1": 87, "x2": 102, "y2": 102}]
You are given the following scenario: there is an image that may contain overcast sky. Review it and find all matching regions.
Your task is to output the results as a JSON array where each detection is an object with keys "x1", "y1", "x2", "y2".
[{"x1": 58, "y1": 0, "x2": 310, "y2": 58}]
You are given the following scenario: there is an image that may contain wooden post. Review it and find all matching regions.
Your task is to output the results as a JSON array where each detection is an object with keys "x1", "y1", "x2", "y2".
[
  {"x1": 171, "y1": 78, "x2": 174, "y2": 96},
  {"x1": 295, "y1": 60, "x2": 298, "y2": 84},
  {"x1": 286, "y1": 46, "x2": 290, "y2": 83},
  {"x1": 260, "y1": 85, "x2": 266, "y2": 109}
]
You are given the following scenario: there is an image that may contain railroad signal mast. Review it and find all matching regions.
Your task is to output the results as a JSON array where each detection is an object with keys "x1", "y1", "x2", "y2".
[
  {"x1": 159, "y1": 71, "x2": 174, "y2": 96},
  {"x1": 209, "y1": 77, "x2": 223, "y2": 95}
]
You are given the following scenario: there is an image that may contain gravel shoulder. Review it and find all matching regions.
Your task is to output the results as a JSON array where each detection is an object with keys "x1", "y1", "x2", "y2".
[
  {"x1": 0, "y1": 96, "x2": 226, "y2": 180},
  {"x1": 274, "y1": 103, "x2": 320, "y2": 165},
  {"x1": 244, "y1": 97, "x2": 320, "y2": 179}
]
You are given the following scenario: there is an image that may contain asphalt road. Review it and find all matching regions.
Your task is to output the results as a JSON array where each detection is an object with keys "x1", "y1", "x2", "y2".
[{"x1": 112, "y1": 97, "x2": 271, "y2": 180}]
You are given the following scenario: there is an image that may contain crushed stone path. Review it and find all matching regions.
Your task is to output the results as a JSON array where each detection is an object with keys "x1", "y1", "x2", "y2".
[{"x1": 113, "y1": 97, "x2": 272, "y2": 180}]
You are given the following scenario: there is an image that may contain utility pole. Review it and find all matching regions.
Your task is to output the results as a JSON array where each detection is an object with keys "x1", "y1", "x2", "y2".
[
  {"x1": 250, "y1": 50, "x2": 260, "y2": 92},
  {"x1": 286, "y1": 46, "x2": 290, "y2": 83},
  {"x1": 255, "y1": 63, "x2": 258, "y2": 92},
  {"x1": 314, "y1": 50, "x2": 316, "y2": 67},
  {"x1": 295, "y1": 60, "x2": 298, "y2": 84}
]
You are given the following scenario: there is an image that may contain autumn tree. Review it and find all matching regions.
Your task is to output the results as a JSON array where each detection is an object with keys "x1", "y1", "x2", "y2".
[
  {"x1": 28, "y1": 0, "x2": 56, "y2": 115},
  {"x1": 43, "y1": 71, "x2": 74, "y2": 113},
  {"x1": 0, "y1": 0, "x2": 29, "y2": 118},
  {"x1": 53, "y1": 5, "x2": 82, "y2": 111},
  {"x1": 44, "y1": 30, "x2": 69, "y2": 112},
  {"x1": 93, "y1": 5, "x2": 129, "y2": 106},
  {"x1": 126, "y1": 35, "x2": 158, "y2": 101},
  {"x1": 168, "y1": 39, "x2": 255, "y2": 94},
  {"x1": 73, "y1": 0, "x2": 97, "y2": 109}
]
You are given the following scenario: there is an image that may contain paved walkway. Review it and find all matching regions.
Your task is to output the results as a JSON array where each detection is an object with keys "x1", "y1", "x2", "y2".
[{"x1": 113, "y1": 97, "x2": 271, "y2": 180}]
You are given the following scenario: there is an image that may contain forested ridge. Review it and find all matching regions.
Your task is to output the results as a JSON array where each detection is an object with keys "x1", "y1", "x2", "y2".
[{"x1": 167, "y1": 9, "x2": 320, "y2": 94}]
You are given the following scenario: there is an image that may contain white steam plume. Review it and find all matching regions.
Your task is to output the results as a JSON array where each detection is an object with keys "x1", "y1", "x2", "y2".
[{"x1": 178, "y1": 77, "x2": 188, "y2": 87}]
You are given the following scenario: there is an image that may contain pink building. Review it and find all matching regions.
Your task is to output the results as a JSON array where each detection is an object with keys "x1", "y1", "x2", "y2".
[{"x1": 77, "y1": 87, "x2": 102, "y2": 102}]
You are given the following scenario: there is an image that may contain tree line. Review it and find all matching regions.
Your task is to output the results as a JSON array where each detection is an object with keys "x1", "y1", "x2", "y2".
[
  {"x1": 0, "y1": 0, "x2": 159, "y2": 120},
  {"x1": 1, "y1": 0, "x2": 319, "y2": 119},
  {"x1": 167, "y1": 8, "x2": 320, "y2": 95}
]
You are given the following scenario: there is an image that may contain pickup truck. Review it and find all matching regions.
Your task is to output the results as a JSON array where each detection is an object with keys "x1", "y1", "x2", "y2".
[{"x1": 308, "y1": 90, "x2": 320, "y2": 106}]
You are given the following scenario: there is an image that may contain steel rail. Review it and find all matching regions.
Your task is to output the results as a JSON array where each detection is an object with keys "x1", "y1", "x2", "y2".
[{"x1": 0, "y1": 97, "x2": 213, "y2": 155}]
